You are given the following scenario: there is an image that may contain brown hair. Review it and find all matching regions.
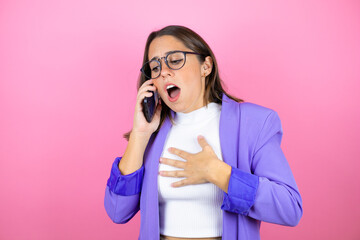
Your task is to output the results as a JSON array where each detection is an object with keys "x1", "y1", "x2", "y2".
[{"x1": 123, "y1": 25, "x2": 244, "y2": 140}]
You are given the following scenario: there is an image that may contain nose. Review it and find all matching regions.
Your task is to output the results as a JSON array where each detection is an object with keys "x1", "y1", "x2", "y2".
[{"x1": 159, "y1": 57, "x2": 173, "y2": 78}]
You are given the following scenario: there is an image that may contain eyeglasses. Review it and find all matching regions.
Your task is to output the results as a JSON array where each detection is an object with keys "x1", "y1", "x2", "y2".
[{"x1": 140, "y1": 50, "x2": 203, "y2": 79}]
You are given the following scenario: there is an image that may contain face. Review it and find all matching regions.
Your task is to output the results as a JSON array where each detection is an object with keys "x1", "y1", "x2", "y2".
[{"x1": 148, "y1": 35, "x2": 209, "y2": 113}]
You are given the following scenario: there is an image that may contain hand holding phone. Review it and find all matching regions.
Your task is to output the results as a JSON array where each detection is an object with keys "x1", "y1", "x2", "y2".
[{"x1": 132, "y1": 80, "x2": 161, "y2": 137}]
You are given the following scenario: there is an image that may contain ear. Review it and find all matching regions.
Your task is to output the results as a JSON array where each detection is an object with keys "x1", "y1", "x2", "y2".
[{"x1": 201, "y1": 56, "x2": 213, "y2": 77}]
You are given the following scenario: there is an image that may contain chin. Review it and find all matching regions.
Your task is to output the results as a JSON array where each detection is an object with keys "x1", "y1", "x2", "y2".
[{"x1": 166, "y1": 103, "x2": 184, "y2": 113}]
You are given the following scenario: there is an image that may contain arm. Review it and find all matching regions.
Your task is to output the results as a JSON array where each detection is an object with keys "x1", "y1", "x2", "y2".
[
  {"x1": 104, "y1": 132, "x2": 151, "y2": 224},
  {"x1": 104, "y1": 157, "x2": 144, "y2": 224},
  {"x1": 220, "y1": 111, "x2": 303, "y2": 226}
]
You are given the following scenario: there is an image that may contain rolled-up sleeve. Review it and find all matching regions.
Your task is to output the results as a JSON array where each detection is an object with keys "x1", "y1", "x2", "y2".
[
  {"x1": 107, "y1": 157, "x2": 144, "y2": 196},
  {"x1": 104, "y1": 157, "x2": 144, "y2": 224},
  {"x1": 221, "y1": 167, "x2": 259, "y2": 215}
]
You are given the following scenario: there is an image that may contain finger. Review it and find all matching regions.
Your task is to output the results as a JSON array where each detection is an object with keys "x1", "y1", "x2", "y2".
[
  {"x1": 159, "y1": 170, "x2": 186, "y2": 178},
  {"x1": 197, "y1": 135, "x2": 212, "y2": 151},
  {"x1": 153, "y1": 99, "x2": 162, "y2": 118},
  {"x1": 138, "y1": 85, "x2": 157, "y2": 93},
  {"x1": 136, "y1": 91, "x2": 154, "y2": 106},
  {"x1": 160, "y1": 157, "x2": 186, "y2": 169},
  {"x1": 139, "y1": 79, "x2": 154, "y2": 88},
  {"x1": 140, "y1": 91, "x2": 154, "y2": 98},
  {"x1": 168, "y1": 147, "x2": 191, "y2": 160},
  {"x1": 138, "y1": 85, "x2": 157, "y2": 96},
  {"x1": 135, "y1": 92, "x2": 154, "y2": 113},
  {"x1": 171, "y1": 179, "x2": 189, "y2": 188}
]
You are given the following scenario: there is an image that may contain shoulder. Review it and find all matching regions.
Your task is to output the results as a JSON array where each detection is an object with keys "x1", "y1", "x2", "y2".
[
  {"x1": 222, "y1": 94, "x2": 277, "y2": 121},
  {"x1": 238, "y1": 102, "x2": 279, "y2": 124},
  {"x1": 221, "y1": 96, "x2": 282, "y2": 135},
  {"x1": 239, "y1": 102, "x2": 275, "y2": 116},
  {"x1": 238, "y1": 102, "x2": 281, "y2": 132}
]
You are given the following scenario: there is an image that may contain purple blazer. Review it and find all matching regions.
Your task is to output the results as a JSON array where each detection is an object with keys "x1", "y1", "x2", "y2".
[{"x1": 104, "y1": 94, "x2": 303, "y2": 240}]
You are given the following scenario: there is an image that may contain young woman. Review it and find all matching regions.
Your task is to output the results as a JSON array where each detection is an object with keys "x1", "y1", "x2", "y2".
[{"x1": 104, "y1": 25, "x2": 303, "y2": 240}]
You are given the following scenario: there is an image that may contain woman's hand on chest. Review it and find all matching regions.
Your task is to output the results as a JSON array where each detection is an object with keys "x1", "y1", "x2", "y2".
[{"x1": 158, "y1": 135, "x2": 226, "y2": 188}]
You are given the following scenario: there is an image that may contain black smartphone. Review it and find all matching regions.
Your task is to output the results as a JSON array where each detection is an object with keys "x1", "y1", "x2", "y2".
[{"x1": 142, "y1": 90, "x2": 158, "y2": 123}]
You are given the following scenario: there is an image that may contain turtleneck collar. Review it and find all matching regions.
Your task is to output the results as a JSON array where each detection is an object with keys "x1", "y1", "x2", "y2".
[{"x1": 173, "y1": 102, "x2": 221, "y2": 125}]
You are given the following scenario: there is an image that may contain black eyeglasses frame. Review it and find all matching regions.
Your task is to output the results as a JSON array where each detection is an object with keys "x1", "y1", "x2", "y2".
[{"x1": 140, "y1": 50, "x2": 204, "y2": 79}]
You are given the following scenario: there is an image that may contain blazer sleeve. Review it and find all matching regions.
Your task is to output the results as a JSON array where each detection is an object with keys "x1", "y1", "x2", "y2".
[
  {"x1": 221, "y1": 110, "x2": 303, "y2": 227},
  {"x1": 104, "y1": 157, "x2": 144, "y2": 224}
]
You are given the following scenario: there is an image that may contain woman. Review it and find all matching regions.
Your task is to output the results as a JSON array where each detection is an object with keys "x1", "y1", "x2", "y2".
[{"x1": 104, "y1": 25, "x2": 303, "y2": 240}]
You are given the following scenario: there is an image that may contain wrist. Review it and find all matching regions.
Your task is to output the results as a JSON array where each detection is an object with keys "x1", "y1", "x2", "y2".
[
  {"x1": 129, "y1": 131, "x2": 152, "y2": 142},
  {"x1": 206, "y1": 158, "x2": 221, "y2": 182},
  {"x1": 207, "y1": 159, "x2": 232, "y2": 193}
]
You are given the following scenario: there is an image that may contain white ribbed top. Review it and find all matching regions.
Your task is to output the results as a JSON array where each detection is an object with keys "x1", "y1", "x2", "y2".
[{"x1": 158, "y1": 102, "x2": 223, "y2": 238}]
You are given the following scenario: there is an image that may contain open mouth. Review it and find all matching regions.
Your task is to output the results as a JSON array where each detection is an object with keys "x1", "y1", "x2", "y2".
[{"x1": 166, "y1": 84, "x2": 181, "y2": 102}]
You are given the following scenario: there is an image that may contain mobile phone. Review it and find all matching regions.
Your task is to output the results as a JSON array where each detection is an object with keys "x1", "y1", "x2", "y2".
[{"x1": 142, "y1": 90, "x2": 159, "y2": 123}]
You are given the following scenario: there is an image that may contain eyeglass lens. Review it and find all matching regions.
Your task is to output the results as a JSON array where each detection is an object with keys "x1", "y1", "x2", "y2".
[{"x1": 145, "y1": 52, "x2": 186, "y2": 79}]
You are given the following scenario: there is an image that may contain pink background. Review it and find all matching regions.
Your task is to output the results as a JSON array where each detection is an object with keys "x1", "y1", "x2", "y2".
[{"x1": 1, "y1": 0, "x2": 359, "y2": 239}]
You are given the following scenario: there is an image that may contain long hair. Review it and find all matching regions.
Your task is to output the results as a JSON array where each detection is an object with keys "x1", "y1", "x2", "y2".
[{"x1": 123, "y1": 25, "x2": 244, "y2": 140}]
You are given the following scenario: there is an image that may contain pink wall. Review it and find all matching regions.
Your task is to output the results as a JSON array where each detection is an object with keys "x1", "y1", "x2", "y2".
[{"x1": 1, "y1": 0, "x2": 359, "y2": 239}]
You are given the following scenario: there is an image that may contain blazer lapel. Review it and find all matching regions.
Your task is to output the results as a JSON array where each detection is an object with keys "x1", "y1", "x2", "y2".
[
  {"x1": 219, "y1": 93, "x2": 239, "y2": 168},
  {"x1": 140, "y1": 114, "x2": 172, "y2": 239},
  {"x1": 220, "y1": 93, "x2": 240, "y2": 240}
]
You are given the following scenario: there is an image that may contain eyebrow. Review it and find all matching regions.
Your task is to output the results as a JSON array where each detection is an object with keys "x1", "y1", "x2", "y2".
[{"x1": 149, "y1": 50, "x2": 179, "y2": 61}]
